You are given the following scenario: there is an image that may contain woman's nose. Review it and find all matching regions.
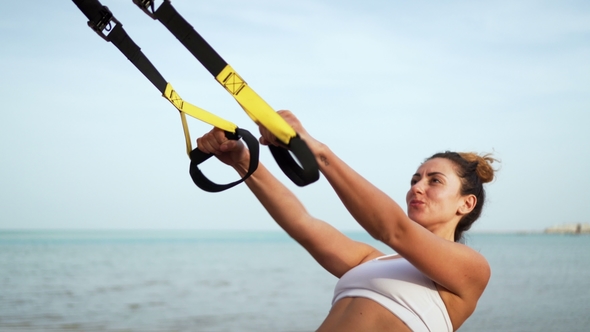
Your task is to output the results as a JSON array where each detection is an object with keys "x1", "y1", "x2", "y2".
[{"x1": 411, "y1": 181, "x2": 425, "y2": 194}]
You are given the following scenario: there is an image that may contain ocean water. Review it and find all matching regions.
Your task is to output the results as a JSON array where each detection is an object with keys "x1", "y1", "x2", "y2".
[{"x1": 0, "y1": 230, "x2": 588, "y2": 332}]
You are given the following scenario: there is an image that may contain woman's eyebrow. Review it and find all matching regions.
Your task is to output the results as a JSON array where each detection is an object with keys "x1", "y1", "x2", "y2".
[
  {"x1": 412, "y1": 171, "x2": 447, "y2": 179},
  {"x1": 427, "y1": 172, "x2": 447, "y2": 178}
]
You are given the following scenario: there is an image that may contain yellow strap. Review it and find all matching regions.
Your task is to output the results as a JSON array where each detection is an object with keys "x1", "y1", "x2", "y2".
[
  {"x1": 163, "y1": 83, "x2": 237, "y2": 133},
  {"x1": 179, "y1": 112, "x2": 193, "y2": 155},
  {"x1": 216, "y1": 65, "x2": 297, "y2": 144}
]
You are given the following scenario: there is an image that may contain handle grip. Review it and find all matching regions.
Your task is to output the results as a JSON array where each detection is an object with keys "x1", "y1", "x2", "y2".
[
  {"x1": 189, "y1": 128, "x2": 259, "y2": 192},
  {"x1": 268, "y1": 136, "x2": 319, "y2": 187}
]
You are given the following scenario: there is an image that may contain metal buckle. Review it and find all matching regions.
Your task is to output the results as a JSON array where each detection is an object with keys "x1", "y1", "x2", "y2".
[
  {"x1": 87, "y1": 6, "x2": 120, "y2": 42},
  {"x1": 133, "y1": 0, "x2": 170, "y2": 19}
]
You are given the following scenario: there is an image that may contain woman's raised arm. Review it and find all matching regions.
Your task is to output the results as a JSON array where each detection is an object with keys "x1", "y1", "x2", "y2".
[
  {"x1": 197, "y1": 128, "x2": 381, "y2": 278},
  {"x1": 262, "y1": 111, "x2": 490, "y2": 303}
]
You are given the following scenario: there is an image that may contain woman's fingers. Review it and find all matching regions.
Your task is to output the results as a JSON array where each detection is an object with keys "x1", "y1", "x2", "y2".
[
  {"x1": 219, "y1": 139, "x2": 238, "y2": 152},
  {"x1": 258, "y1": 110, "x2": 302, "y2": 146},
  {"x1": 258, "y1": 125, "x2": 279, "y2": 146},
  {"x1": 195, "y1": 128, "x2": 249, "y2": 167},
  {"x1": 197, "y1": 128, "x2": 227, "y2": 154}
]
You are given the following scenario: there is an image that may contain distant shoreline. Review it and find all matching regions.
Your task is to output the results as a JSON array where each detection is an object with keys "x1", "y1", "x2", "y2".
[
  {"x1": 544, "y1": 223, "x2": 590, "y2": 235},
  {"x1": 0, "y1": 228, "x2": 587, "y2": 236}
]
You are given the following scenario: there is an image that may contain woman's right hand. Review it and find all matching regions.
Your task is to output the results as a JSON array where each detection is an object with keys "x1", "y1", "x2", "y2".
[
  {"x1": 258, "y1": 110, "x2": 322, "y2": 153},
  {"x1": 196, "y1": 128, "x2": 250, "y2": 169}
]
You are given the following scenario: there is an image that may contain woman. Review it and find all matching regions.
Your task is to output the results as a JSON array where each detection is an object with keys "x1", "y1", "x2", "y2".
[{"x1": 197, "y1": 110, "x2": 497, "y2": 331}]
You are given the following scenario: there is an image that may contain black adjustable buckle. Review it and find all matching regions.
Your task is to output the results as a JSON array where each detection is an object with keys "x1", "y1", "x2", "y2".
[
  {"x1": 133, "y1": 0, "x2": 170, "y2": 19},
  {"x1": 87, "y1": 5, "x2": 120, "y2": 41}
]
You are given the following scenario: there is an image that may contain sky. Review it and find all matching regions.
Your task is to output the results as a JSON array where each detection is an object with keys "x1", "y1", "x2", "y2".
[{"x1": 1, "y1": 0, "x2": 589, "y2": 233}]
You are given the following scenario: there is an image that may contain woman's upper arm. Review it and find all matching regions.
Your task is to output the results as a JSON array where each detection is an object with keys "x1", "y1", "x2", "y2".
[
  {"x1": 299, "y1": 217, "x2": 383, "y2": 278},
  {"x1": 387, "y1": 220, "x2": 491, "y2": 300}
]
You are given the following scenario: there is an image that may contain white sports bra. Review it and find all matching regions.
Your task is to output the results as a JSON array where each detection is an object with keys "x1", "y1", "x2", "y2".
[{"x1": 332, "y1": 254, "x2": 453, "y2": 332}]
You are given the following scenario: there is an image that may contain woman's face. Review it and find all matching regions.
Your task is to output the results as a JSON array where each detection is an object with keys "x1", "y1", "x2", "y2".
[{"x1": 405, "y1": 158, "x2": 467, "y2": 229}]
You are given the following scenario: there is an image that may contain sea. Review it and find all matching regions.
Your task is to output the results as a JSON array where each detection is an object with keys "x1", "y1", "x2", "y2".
[{"x1": 0, "y1": 230, "x2": 589, "y2": 332}]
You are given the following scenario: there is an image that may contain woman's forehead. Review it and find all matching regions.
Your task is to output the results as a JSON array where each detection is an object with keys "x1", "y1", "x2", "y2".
[{"x1": 415, "y1": 158, "x2": 457, "y2": 175}]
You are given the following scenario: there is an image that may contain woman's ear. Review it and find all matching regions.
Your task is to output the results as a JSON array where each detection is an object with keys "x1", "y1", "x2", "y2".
[{"x1": 458, "y1": 195, "x2": 477, "y2": 215}]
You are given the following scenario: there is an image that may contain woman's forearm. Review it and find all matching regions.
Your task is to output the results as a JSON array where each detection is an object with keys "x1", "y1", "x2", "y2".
[
  {"x1": 312, "y1": 143, "x2": 408, "y2": 242},
  {"x1": 234, "y1": 155, "x2": 383, "y2": 277},
  {"x1": 233, "y1": 160, "x2": 315, "y2": 243},
  {"x1": 246, "y1": 109, "x2": 406, "y2": 242}
]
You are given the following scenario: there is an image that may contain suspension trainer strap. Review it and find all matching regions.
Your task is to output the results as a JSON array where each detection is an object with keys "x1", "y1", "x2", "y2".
[
  {"x1": 72, "y1": 0, "x2": 259, "y2": 192},
  {"x1": 134, "y1": 0, "x2": 319, "y2": 187}
]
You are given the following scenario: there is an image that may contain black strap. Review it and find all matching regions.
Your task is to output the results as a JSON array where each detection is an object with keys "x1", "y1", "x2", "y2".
[
  {"x1": 108, "y1": 24, "x2": 168, "y2": 92},
  {"x1": 135, "y1": 1, "x2": 320, "y2": 187},
  {"x1": 72, "y1": 0, "x2": 260, "y2": 192},
  {"x1": 152, "y1": 1, "x2": 227, "y2": 77}
]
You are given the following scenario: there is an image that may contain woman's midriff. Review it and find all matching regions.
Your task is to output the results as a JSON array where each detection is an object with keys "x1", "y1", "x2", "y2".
[{"x1": 316, "y1": 297, "x2": 412, "y2": 332}]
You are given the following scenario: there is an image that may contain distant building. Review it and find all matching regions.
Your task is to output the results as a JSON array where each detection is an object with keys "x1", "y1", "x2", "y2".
[{"x1": 545, "y1": 223, "x2": 590, "y2": 234}]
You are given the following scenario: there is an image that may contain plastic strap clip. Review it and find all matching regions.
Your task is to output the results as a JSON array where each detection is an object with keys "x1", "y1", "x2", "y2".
[
  {"x1": 132, "y1": 0, "x2": 162, "y2": 19},
  {"x1": 86, "y1": 5, "x2": 120, "y2": 41}
]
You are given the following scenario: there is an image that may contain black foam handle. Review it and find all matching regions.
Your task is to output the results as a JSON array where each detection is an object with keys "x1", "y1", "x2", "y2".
[
  {"x1": 268, "y1": 136, "x2": 319, "y2": 187},
  {"x1": 189, "y1": 128, "x2": 259, "y2": 192}
]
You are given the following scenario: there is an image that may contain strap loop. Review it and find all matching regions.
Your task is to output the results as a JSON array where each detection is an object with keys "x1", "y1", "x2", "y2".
[
  {"x1": 269, "y1": 137, "x2": 319, "y2": 187},
  {"x1": 189, "y1": 128, "x2": 259, "y2": 192}
]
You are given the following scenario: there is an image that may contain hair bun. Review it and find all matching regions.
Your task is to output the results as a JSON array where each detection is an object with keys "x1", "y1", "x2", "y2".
[{"x1": 458, "y1": 152, "x2": 498, "y2": 184}]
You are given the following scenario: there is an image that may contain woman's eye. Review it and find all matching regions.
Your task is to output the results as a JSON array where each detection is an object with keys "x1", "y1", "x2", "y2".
[{"x1": 431, "y1": 178, "x2": 441, "y2": 184}]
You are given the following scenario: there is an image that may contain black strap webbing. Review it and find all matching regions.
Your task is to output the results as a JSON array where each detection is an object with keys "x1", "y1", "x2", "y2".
[
  {"x1": 72, "y1": 0, "x2": 260, "y2": 192},
  {"x1": 108, "y1": 24, "x2": 168, "y2": 92},
  {"x1": 153, "y1": 1, "x2": 227, "y2": 77}
]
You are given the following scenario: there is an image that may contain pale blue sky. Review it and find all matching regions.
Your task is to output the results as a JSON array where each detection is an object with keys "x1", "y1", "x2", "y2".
[{"x1": 1, "y1": 0, "x2": 589, "y2": 232}]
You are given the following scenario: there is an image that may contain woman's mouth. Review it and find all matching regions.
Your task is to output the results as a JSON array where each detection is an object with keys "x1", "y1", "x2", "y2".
[{"x1": 409, "y1": 199, "x2": 424, "y2": 207}]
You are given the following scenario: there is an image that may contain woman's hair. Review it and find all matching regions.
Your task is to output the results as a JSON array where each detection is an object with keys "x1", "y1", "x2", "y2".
[{"x1": 427, "y1": 151, "x2": 498, "y2": 242}]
